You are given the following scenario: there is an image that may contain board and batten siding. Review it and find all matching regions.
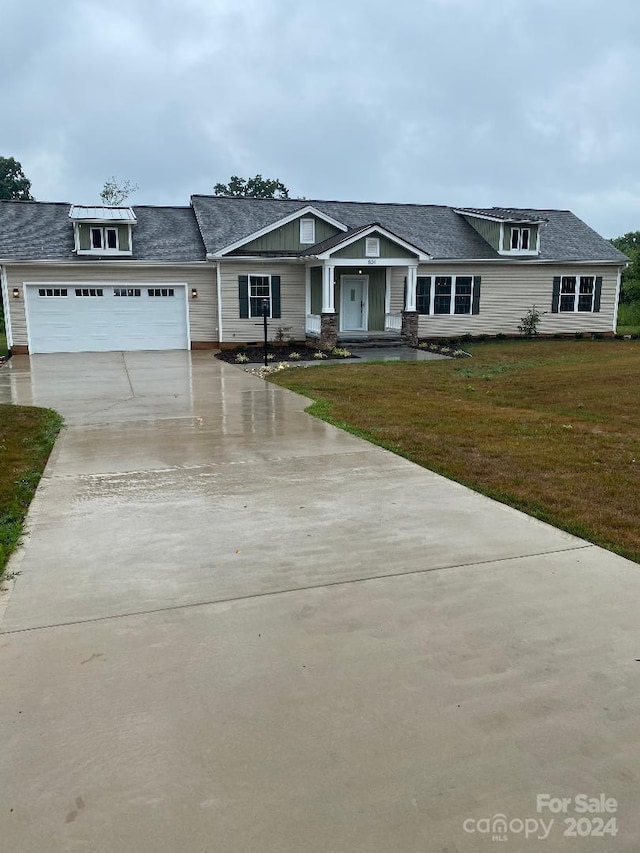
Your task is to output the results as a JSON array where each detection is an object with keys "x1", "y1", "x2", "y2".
[
  {"x1": 219, "y1": 262, "x2": 306, "y2": 343},
  {"x1": 462, "y1": 216, "x2": 501, "y2": 252},
  {"x1": 5, "y1": 264, "x2": 218, "y2": 349},
  {"x1": 239, "y1": 216, "x2": 340, "y2": 253},
  {"x1": 389, "y1": 264, "x2": 619, "y2": 336}
]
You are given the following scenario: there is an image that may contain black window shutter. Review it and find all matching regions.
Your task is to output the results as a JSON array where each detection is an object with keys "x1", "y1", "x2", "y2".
[
  {"x1": 271, "y1": 275, "x2": 281, "y2": 318},
  {"x1": 472, "y1": 276, "x2": 481, "y2": 314},
  {"x1": 239, "y1": 275, "x2": 249, "y2": 318},
  {"x1": 593, "y1": 276, "x2": 602, "y2": 312},
  {"x1": 403, "y1": 276, "x2": 407, "y2": 310},
  {"x1": 551, "y1": 276, "x2": 560, "y2": 313},
  {"x1": 416, "y1": 276, "x2": 431, "y2": 315}
]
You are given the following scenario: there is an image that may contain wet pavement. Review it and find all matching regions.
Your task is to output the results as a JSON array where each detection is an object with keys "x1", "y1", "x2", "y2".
[{"x1": 0, "y1": 351, "x2": 639, "y2": 852}]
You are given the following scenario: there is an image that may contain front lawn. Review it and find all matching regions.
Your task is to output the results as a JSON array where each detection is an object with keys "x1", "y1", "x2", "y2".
[
  {"x1": 270, "y1": 340, "x2": 640, "y2": 563},
  {"x1": 0, "y1": 405, "x2": 63, "y2": 575}
]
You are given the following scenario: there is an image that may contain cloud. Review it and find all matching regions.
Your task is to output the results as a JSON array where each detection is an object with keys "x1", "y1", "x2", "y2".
[{"x1": 2, "y1": 0, "x2": 640, "y2": 234}]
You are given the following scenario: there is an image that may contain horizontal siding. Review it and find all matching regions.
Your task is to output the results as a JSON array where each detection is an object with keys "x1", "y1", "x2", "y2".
[
  {"x1": 6, "y1": 264, "x2": 217, "y2": 347},
  {"x1": 220, "y1": 262, "x2": 306, "y2": 343},
  {"x1": 413, "y1": 264, "x2": 618, "y2": 336}
]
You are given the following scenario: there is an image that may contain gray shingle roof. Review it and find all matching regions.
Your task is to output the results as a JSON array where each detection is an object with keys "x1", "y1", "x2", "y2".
[
  {"x1": 0, "y1": 196, "x2": 627, "y2": 265},
  {"x1": 191, "y1": 195, "x2": 627, "y2": 263},
  {"x1": 0, "y1": 201, "x2": 206, "y2": 262}
]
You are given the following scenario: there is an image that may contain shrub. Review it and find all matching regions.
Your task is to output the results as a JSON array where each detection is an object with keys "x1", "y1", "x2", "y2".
[
  {"x1": 313, "y1": 351, "x2": 328, "y2": 360},
  {"x1": 289, "y1": 352, "x2": 301, "y2": 360},
  {"x1": 234, "y1": 353, "x2": 249, "y2": 363},
  {"x1": 331, "y1": 347, "x2": 352, "y2": 358},
  {"x1": 518, "y1": 305, "x2": 545, "y2": 337}
]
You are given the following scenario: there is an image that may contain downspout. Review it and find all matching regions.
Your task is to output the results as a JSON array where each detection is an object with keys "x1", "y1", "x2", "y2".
[
  {"x1": 612, "y1": 265, "x2": 624, "y2": 334},
  {"x1": 216, "y1": 261, "x2": 223, "y2": 346},
  {"x1": 0, "y1": 264, "x2": 13, "y2": 351}
]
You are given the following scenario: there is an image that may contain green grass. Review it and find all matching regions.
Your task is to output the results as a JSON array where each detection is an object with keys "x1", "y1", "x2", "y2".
[
  {"x1": 617, "y1": 301, "x2": 640, "y2": 335},
  {"x1": 0, "y1": 330, "x2": 7, "y2": 358},
  {"x1": 270, "y1": 339, "x2": 640, "y2": 563},
  {"x1": 0, "y1": 406, "x2": 63, "y2": 575}
]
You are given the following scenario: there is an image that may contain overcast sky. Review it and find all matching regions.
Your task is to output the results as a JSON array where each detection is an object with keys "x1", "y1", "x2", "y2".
[{"x1": 2, "y1": 0, "x2": 639, "y2": 237}]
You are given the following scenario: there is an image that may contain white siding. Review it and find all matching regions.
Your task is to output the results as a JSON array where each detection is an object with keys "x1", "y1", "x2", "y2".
[
  {"x1": 220, "y1": 261, "x2": 306, "y2": 343},
  {"x1": 387, "y1": 263, "x2": 620, "y2": 337},
  {"x1": 6, "y1": 264, "x2": 218, "y2": 349}
]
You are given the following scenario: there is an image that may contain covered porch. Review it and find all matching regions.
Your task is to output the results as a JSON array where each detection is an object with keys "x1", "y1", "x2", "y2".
[{"x1": 305, "y1": 261, "x2": 420, "y2": 348}]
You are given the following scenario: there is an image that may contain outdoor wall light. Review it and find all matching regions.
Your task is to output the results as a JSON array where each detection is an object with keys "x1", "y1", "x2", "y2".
[
  {"x1": 191, "y1": 288, "x2": 198, "y2": 299},
  {"x1": 12, "y1": 288, "x2": 20, "y2": 298},
  {"x1": 358, "y1": 269, "x2": 363, "y2": 275}
]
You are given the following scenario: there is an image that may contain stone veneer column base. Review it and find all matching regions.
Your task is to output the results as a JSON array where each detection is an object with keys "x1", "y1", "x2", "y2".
[
  {"x1": 401, "y1": 311, "x2": 419, "y2": 346},
  {"x1": 320, "y1": 313, "x2": 338, "y2": 349}
]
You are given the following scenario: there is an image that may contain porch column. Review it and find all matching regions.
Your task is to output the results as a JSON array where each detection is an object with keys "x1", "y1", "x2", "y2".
[
  {"x1": 320, "y1": 263, "x2": 338, "y2": 349},
  {"x1": 405, "y1": 264, "x2": 417, "y2": 311},
  {"x1": 402, "y1": 263, "x2": 419, "y2": 346},
  {"x1": 322, "y1": 264, "x2": 335, "y2": 313}
]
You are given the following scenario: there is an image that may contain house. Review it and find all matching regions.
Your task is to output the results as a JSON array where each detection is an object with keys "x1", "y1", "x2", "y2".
[{"x1": 0, "y1": 195, "x2": 628, "y2": 355}]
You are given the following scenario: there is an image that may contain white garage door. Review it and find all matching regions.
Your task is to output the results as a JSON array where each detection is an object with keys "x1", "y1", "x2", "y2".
[{"x1": 25, "y1": 285, "x2": 189, "y2": 353}]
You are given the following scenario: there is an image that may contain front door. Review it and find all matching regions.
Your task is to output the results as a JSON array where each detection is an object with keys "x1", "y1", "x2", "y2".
[{"x1": 340, "y1": 276, "x2": 367, "y2": 331}]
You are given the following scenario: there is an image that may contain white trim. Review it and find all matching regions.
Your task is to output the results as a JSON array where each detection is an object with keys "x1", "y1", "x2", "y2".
[
  {"x1": 365, "y1": 236, "x2": 380, "y2": 257},
  {"x1": 328, "y1": 257, "x2": 418, "y2": 267},
  {"x1": 184, "y1": 283, "x2": 192, "y2": 347},
  {"x1": 384, "y1": 267, "x2": 392, "y2": 315},
  {"x1": 210, "y1": 205, "x2": 348, "y2": 257},
  {"x1": 216, "y1": 261, "x2": 223, "y2": 343},
  {"x1": 247, "y1": 272, "x2": 273, "y2": 319},
  {"x1": 322, "y1": 264, "x2": 335, "y2": 313},
  {"x1": 426, "y1": 273, "x2": 476, "y2": 316},
  {"x1": 405, "y1": 266, "x2": 417, "y2": 312},
  {"x1": 316, "y1": 224, "x2": 430, "y2": 261},
  {"x1": 453, "y1": 208, "x2": 547, "y2": 225},
  {"x1": 23, "y1": 282, "x2": 33, "y2": 354},
  {"x1": 0, "y1": 265, "x2": 13, "y2": 349},
  {"x1": 339, "y1": 275, "x2": 368, "y2": 332},
  {"x1": 613, "y1": 267, "x2": 622, "y2": 332},
  {"x1": 299, "y1": 218, "x2": 315, "y2": 244},
  {"x1": 558, "y1": 273, "x2": 598, "y2": 314}
]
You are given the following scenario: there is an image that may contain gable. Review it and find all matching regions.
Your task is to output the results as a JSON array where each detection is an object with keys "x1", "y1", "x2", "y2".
[
  {"x1": 462, "y1": 215, "x2": 501, "y2": 252},
  {"x1": 331, "y1": 231, "x2": 418, "y2": 259},
  {"x1": 239, "y1": 215, "x2": 341, "y2": 253}
]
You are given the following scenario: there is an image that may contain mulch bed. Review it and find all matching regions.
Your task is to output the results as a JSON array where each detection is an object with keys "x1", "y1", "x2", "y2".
[{"x1": 216, "y1": 345, "x2": 358, "y2": 364}]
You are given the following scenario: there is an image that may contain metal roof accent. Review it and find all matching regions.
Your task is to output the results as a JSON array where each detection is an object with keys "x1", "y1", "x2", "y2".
[
  {"x1": 455, "y1": 207, "x2": 549, "y2": 224},
  {"x1": 69, "y1": 205, "x2": 137, "y2": 223}
]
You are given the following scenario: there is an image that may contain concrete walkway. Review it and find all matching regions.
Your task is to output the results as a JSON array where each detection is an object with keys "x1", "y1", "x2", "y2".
[{"x1": 0, "y1": 351, "x2": 638, "y2": 852}]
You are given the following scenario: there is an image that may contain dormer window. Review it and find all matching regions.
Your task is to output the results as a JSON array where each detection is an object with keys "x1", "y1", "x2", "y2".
[
  {"x1": 69, "y1": 204, "x2": 136, "y2": 256},
  {"x1": 300, "y1": 218, "x2": 315, "y2": 244},
  {"x1": 511, "y1": 227, "x2": 530, "y2": 251},
  {"x1": 91, "y1": 227, "x2": 119, "y2": 250},
  {"x1": 365, "y1": 237, "x2": 380, "y2": 257}
]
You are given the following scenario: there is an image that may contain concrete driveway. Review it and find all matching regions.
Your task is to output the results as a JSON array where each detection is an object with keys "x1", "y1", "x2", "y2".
[{"x1": 1, "y1": 351, "x2": 638, "y2": 852}]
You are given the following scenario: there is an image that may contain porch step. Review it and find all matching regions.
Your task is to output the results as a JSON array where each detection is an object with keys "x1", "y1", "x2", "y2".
[{"x1": 338, "y1": 334, "x2": 409, "y2": 348}]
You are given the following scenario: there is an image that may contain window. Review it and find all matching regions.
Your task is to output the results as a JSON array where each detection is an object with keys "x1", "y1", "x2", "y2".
[
  {"x1": 148, "y1": 288, "x2": 175, "y2": 297},
  {"x1": 113, "y1": 288, "x2": 141, "y2": 297},
  {"x1": 300, "y1": 218, "x2": 315, "y2": 244},
  {"x1": 249, "y1": 275, "x2": 271, "y2": 317},
  {"x1": 38, "y1": 288, "x2": 67, "y2": 297},
  {"x1": 416, "y1": 275, "x2": 480, "y2": 315},
  {"x1": 365, "y1": 237, "x2": 380, "y2": 257},
  {"x1": 510, "y1": 227, "x2": 531, "y2": 252},
  {"x1": 75, "y1": 288, "x2": 103, "y2": 297},
  {"x1": 560, "y1": 276, "x2": 595, "y2": 312},
  {"x1": 90, "y1": 227, "x2": 119, "y2": 251}
]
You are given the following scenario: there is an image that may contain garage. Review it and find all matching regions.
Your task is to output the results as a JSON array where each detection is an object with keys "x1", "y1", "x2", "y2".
[{"x1": 25, "y1": 284, "x2": 189, "y2": 353}]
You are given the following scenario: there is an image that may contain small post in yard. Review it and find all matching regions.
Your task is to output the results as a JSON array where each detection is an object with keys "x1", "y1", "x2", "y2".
[{"x1": 262, "y1": 299, "x2": 269, "y2": 366}]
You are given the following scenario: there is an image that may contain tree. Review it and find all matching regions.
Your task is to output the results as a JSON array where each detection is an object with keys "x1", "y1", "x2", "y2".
[
  {"x1": 0, "y1": 157, "x2": 34, "y2": 200},
  {"x1": 214, "y1": 174, "x2": 289, "y2": 199},
  {"x1": 100, "y1": 176, "x2": 139, "y2": 206},
  {"x1": 611, "y1": 232, "x2": 640, "y2": 302}
]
